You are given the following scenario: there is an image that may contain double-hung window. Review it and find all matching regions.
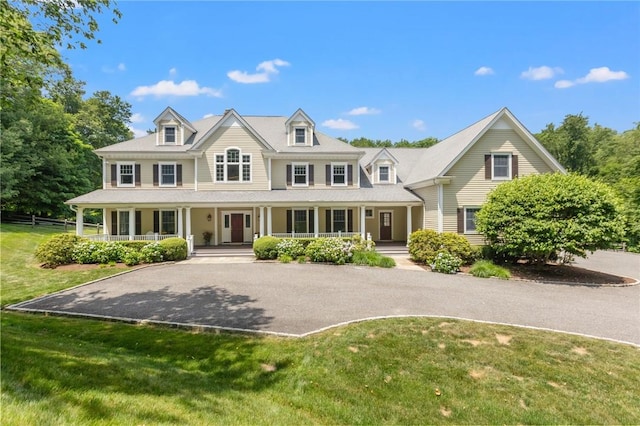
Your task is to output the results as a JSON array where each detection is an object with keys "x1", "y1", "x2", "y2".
[
  {"x1": 215, "y1": 148, "x2": 251, "y2": 182},
  {"x1": 118, "y1": 210, "x2": 130, "y2": 235},
  {"x1": 464, "y1": 207, "x2": 481, "y2": 234},
  {"x1": 492, "y1": 154, "x2": 511, "y2": 180},
  {"x1": 332, "y1": 163, "x2": 346, "y2": 185},
  {"x1": 333, "y1": 209, "x2": 346, "y2": 232},
  {"x1": 294, "y1": 128, "x2": 306, "y2": 145},
  {"x1": 159, "y1": 162, "x2": 176, "y2": 186},
  {"x1": 164, "y1": 126, "x2": 176, "y2": 144},
  {"x1": 118, "y1": 162, "x2": 135, "y2": 187},
  {"x1": 161, "y1": 210, "x2": 176, "y2": 234},
  {"x1": 293, "y1": 163, "x2": 308, "y2": 186},
  {"x1": 294, "y1": 210, "x2": 308, "y2": 233},
  {"x1": 379, "y1": 166, "x2": 390, "y2": 183}
]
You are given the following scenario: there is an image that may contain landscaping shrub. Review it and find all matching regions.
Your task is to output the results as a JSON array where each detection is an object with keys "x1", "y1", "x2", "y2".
[
  {"x1": 430, "y1": 252, "x2": 462, "y2": 274},
  {"x1": 278, "y1": 254, "x2": 293, "y2": 264},
  {"x1": 35, "y1": 234, "x2": 84, "y2": 267},
  {"x1": 121, "y1": 247, "x2": 142, "y2": 266},
  {"x1": 159, "y1": 238, "x2": 188, "y2": 261},
  {"x1": 469, "y1": 260, "x2": 511, "y2": 279},
  {"x1": 276, "y1": 239, "x2": 305, "y2": 259},
  {"x1": 140, "y1": 242, "x2": 164, "y2": 263},
  {"x1": 91, "y1": 242, "x2": 126, "y2": 264},
  {"x1": 350, "y1": 234, "x2": 375, "y2": 252},
  {"x1": 305, "y1": 238, "x2": 353, "y2": 265},
  {"x1": 408, "y1": 229, "x2": 476, "y2": 265},
  {"x1": 351, "y1": 250, "x2": 395, "y2": 268},
  {"x1": 253, "y1": 236, "x2": 282, "y2": 260},
  {"x1": 72, "y1": 241, "x2": 100, "y2": 264}
]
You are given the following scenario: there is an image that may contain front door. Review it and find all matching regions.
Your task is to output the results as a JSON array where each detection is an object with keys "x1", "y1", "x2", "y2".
[
  {"x1": 380, "y1": 212, "x2": 392, "y2": 240},
  {"x1": 231, "y1": 214, "x2": 244, "y2": 243}
]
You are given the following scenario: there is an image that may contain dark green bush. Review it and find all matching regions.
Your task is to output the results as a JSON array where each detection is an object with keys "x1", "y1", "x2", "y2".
[
  {"x1": 159, "y1": 237, "x2": 188, "y2": 261},
  {"x1": 117, "y1": 241, "x2": 150, "y2": 251},
  {"x1": 253, "y1": 236, "x2": 282, "y2": 260},
  {"x1": 408, "y1": 229, "x2": 476, "y2": 265},
  {"x1": 35, "y1": 234, "x2": 84, "y2": 268}
]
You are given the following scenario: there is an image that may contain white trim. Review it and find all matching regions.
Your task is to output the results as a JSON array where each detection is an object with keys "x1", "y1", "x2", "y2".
[
  {"x1": 294, "y1": 127, "x2": 307, "y2": 145},
  {"x1": 194, "y1": 157, "x2": 198, "y2": 191},
  {"x1": 102, "y1": 159, "x2": 107, "y2": 189},
  {"x1": 159, "y1": 209, "x2": 177, "y2": 235},
  {"x1": 437, "y1": 184, "x2": 444, "y2": 233},
  {"x1": 117, "y1": 161, "x2": 135, "y2": 188},
  {"x1": 365, "y1": 208, "x2": 374, "y2": 219},
  {"x1": 163, "y1": 126, "x2": 177, "y2": 144},
  {"x1": 378, "y1": 165, "x2": 391, "y2": 183},
  {"x1": 331, "y1": 162, "x2": 347, "y2": 186},
  {"x1": 491, "y1": 152, "x2": 512, "y2": 181},
  {"x1": 463, "y1": 206, "x2": 481, "y2": 234},
  {"x1": 291, "y1": 162, "x2": 309, "y2": 187},
  {"x1": 158, "y1": 161, "x2": 177, "y2": 187},
  {"x1": 330, "y1": 208, "x2": 348, "y2": 233},
  {"x1": 214, "y1": 147, "x2": 252, "y2": 183}
]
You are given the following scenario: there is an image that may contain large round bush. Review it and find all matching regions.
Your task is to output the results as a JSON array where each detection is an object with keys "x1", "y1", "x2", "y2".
[
  {"x1": 253, "y1": 236, "x2": 282, "y2": 260},
  {"x1": 159, "y1": 237, "x2": 188, "y2": 261},
  {"x1": 408, "y1": 229, "x2": 476, "y2": 265},
  {"x1": 35, "y1": 234, "x2": 84, "y2": 268}
]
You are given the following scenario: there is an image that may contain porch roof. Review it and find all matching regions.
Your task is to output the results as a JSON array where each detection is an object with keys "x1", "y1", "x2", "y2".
[{"x1": 66, "y1": 186, "x2": 422, "y2": 207}]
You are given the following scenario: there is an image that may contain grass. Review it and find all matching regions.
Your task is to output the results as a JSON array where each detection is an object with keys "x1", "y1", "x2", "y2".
[
  {"x1": 469, "y1": 260, "x2": 511, "y2": 279},
  {"x1": 2, "y1": 224, "x2": 639, "y2": 424},
  {"x1": 351, "y1": 250, "x2": 396, "y2": 268}
]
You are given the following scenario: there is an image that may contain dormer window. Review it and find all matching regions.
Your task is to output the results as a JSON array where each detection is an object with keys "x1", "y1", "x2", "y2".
[
  {"x1": 379, "y1": 166, "x2": 390, "y2": 183},
  {"x1": 164, "y1": 126, "x2": 176, "y2": 144},
  {"x1": 294, "y1": 128, "x2": 306, "y2": 145}
]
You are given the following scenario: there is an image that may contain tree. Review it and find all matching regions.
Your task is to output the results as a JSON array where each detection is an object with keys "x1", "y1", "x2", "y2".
[
  {"x1": 476, "y1": 173, "x2": 625, "y2": 264},
  {"x1": 74, "y1": 91, "x2": 133, "y2": 149}
]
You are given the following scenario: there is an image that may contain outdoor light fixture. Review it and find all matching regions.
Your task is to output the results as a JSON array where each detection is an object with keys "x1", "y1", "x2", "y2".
[{"x1": 207, "y1": 213, "x2": 212, "y2": 222}]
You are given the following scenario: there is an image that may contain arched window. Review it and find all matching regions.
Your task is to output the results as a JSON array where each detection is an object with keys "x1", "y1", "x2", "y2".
[{"x1": 215, "y1": 148, "x2": 251, "y2": 182}]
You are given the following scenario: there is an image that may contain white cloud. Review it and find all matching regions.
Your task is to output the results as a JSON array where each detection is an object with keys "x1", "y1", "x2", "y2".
[
  {"x1": 117, "y1": 63, "x2": 126, "y2": 71},
  {"x1": 130, "y1": 80, "x2": 223, "y2": 98},
  {"x1": 474, "y1": 66, "x2": 494, "y2": 76},
  {"x1": 130, "y1": 113, "x2": 145, "y2": 123},
  {"x1": 412, "y1": 119, "x2": 426, "y2": 131},
  {"x1": 227, "y1": 58, "x2": 290, "y2": 84},
  {"x1": 520, "y1": 66, "x2": 563, "y2": 80},
  {"x1": 169, "y1": 67, "x2": 178, "y2": 77},
  {"x1": 102, "y1": 63, "x2": 127, "y2": 73},
  {"x1": 128, "y1": 126, "x2": 148, "y2": 138},
  {"x1": 203, "y1": 113, "x2": 215, "y2": 118},
  {"x1": 347, "y1": 106, "x2": 381, "y2": 116},
  {"x1": 555, "y1": 66, "x2": 630, "y2": 89},
  {"x1": 322, "y1": 119, "x2": 358, "y2": 130}
]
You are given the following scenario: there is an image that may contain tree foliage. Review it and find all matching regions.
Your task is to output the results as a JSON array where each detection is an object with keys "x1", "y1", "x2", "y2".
[
  {"x1": 476, "y1": 173, "x2": 625, "y2": 264},
  {"x1": 340, "y1": 136, "x2": 438, "y2": 148}
]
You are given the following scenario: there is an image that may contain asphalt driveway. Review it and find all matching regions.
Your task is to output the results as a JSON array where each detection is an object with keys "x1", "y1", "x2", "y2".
[{"x1": 10, "y1": 252, "x2": 640, "y2": 346}]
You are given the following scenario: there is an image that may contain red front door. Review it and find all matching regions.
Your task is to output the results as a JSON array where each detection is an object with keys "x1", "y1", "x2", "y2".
[
  {"x1": 231, "y1": 214, "x2": 244, "y2": 243},
  {"x1": 380, "y1": 212, "x2": 392, "y2": 240}
]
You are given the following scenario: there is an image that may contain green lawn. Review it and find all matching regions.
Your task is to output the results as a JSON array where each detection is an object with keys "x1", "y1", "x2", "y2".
[{"x1": 2, "y1": 224, "x2": 639, "y2": 424}]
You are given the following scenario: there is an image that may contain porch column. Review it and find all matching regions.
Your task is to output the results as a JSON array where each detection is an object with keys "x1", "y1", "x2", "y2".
[
  {"x1": 314, "y1": 206, "x2": 319, "y2": 237},
  {"x1": 185, "y1": 207, "x2": 192, "y2": 238},
  {"x1": 76, "y1": 207, "x2": 84, "y2": 236},
  {"x1": 267, "y1": 206, "x2": 272, "y2": 235},
  {"x1": 360, "y1": 206, "x2": 366, "y2": 238},
  {"x1": 128, "y1": 208, "x2": 135, "y2": 240},
  {"x1": 177, "y1": 207, "x2": 183, "y2": 238},
  {"x1": 259, "y1": 206, "x2": 265, "y2": 237},
  {"x1": 406, "y1": 205, "x2": 412, "y2": 246},
  {"x1": 213, "y1": 207, "x2": 218, "y2": 246},
  {"x1": 102, "y1": 208, "x2": 108, "y2": 235}
]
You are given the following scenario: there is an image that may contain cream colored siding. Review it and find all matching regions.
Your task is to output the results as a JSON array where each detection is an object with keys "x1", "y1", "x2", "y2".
[
  {"x1": 196, "y1": 126, "x2": 269, "y2": 190},
  {"x1": 271, "y1": 159, "x2": 359, "y2": 189},
  {"x1": 106, "y1": 160, "x2": 193, "y2": 189},
  {"x1": 412, "y1": 185, "x2": 438, "y2": 230},
  {"x1": 442, "y1": 129, "x2": 555, "y2": 239}
]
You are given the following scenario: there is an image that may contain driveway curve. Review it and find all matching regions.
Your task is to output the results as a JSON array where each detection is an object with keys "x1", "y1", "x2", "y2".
[{"x1": 10, "y1": 259, "x2": 640, "y2": 346}]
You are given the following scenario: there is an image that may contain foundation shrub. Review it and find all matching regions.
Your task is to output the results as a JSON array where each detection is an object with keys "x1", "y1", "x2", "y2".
[
  {"x1": 91, "y1": 242, "x2": 126, "y2": 264},
  {"x1": 35, "y1": 234, "x2": 84, "y2": 267},
  {"x1": 305, "y1": 238, "x2": 353, "y2": 265},
  {"x1": 159, "y1": 238, "x2": 188, "y2": 261},
  {"x1": 409, "y1": 229, "x2": 476, "y2": 265},
  {"x1": 140, "y1": 242, "x2": 164, "y2": 263},
  {"x1": 253, "y1": 236, "x2": 282, "y2": 260},
  {"x1": 431, "y1": 252, "x2": 462, "y2": 274},
  {"x1": 276, "y1": 239, "x2": 305, "y2": 259},
  {"x1": 121, "y1": 247, "x2": 142, "y2": 266}
]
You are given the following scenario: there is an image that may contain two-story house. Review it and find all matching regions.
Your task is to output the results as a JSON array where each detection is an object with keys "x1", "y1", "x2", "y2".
[{"x1": 66, "y1": 107, "x2": 565, "y2": 252}]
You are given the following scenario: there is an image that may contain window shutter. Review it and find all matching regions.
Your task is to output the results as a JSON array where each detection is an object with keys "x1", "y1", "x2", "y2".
[
  {"x1": 326, "y1": 165, "x2": 331, "y2": 186},
  {"x1": 135, "y1": 211, "x2": 142, "y2": 235},
  {"x1": 484, "y1": 155, "x2": 492, "y2": 180},
  {"x1": 347, "y1": 209, "x2": 353, "y2": 232},
  {"x1": 153, "y1": 211, "x2": 159, "y2": 233},
  {"x1": 135, "y1": 164, "x2": 141, "y2": 187},
  {"x1": 153, "y1": 164, "x2": 159, "y2": 186},
  {"x1": 325, "y1": 210, "x2": 332, "y2": 232},
  {"x1": 347, "y1": 165, "x2": 353, "y2": 186},
  {"x1": 177, "y1": 164, "x2": 183, "y2": 186},
  {"x1": 309, "y1": 165, "x2": 314, "y2": 186},
  {"x1": 308, "y1": 209, "x2": 314, "y2": 233},
  {"x1": 286, "y1": 165, "x2": 292, "y2": 186},
  {"x1": 457, "y1": 208, "x2": 464, "y2": 234},
  {"x1": 512, "y1": 155, "x2": 518, "y2": 178},
  {"x1": 111, "y1": 164, "x2": 117, "y2": 187},
  {"x1": 111, "y1": 211, "x2": 117, "y2": 235},
  {"x1": 286, "y1": 209, "x2": 292, "y2": 233}
]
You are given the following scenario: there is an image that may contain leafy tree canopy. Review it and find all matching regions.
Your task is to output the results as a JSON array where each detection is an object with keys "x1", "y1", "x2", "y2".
[{"x1": 339, "y1": 136, "x2": 438, "y2": 148}]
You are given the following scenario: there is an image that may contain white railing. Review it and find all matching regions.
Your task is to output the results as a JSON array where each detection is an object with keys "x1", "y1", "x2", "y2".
[
  {"x1": 84, "y1": 234, "x2": 179, "y2": 242},
  {"x1": 270, "y1": 232, "x2": 359, "y2": 239}
]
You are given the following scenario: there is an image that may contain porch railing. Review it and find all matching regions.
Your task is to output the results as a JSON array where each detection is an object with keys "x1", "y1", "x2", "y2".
[
  {"x1": 84, "y1": 234, "x2": 179, "y2": 242},
  {"x1": 270, "y1": 232, "x2": 360, "y2": 239}
]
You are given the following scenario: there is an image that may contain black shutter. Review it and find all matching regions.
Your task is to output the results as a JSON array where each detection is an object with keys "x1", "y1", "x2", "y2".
[
  {"x1": 308, "y1": 209, "x2": 314, "y2": 233},
  {"x1": 153, "y1": 164, "x2": 159, "y2": 186},
  {"x1": 111, "y1": 211, "x2": 117, "y2": 235},
  {"x1": 286, "y1": 209, "x2": 292, "y2": 233},
  {"x1": 347, "y1": 165, "x2": 353, "y2": 186},
  {"x1": 485, "y1": 155, "x2": 492, "y2": 180},
  {"x1": 135, "y1": 211, "x2": 142, "y2": 235},
  {"x1": 135, "y1": 164, "x2": 141, "y2": 187},
  {"x1": 326, "y1": 165, "x2": 331, "y2": 186},
  {"x1": 512, "y1": 155, "x2": 518, "y2": 179},
  {"x1": 309, "y1": 165, "x2": 314, "y2": 186},
  {"x1": 286, "y1": 165, "x2": 292, "y2": 186},
  {"x1": 325, "y1": 210, "x2": 332, "y2": 232},
  {"x1": 457, "y1": 208, "x2": 464, "y2": 234},
  {"x1": 177, "y1": 164, "x2": 183, "y2": 186},
  {"x1": 347, "y1": 209, "x2": 353, "y2": 232},
  {"x1": 111, "y1": 164, "x2": 117, "y2": 187},
  {"x1": 153, "y1": 211, "x2": 159, "y2": 233}
]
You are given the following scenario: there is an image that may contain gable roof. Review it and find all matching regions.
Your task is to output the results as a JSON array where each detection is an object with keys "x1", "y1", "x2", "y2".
[
  {"x1": 404, "y1": 107, "x2": 565, "y2": 188},
  {"x1": 153, "y1": 106, "x2": 196, "y2": 133},
  {"x1": 285, "y1": 108, "x2": 315, "y2": 128},
  {"x1": 364, "y1": 148, "x2": 399, "y2": 168}
]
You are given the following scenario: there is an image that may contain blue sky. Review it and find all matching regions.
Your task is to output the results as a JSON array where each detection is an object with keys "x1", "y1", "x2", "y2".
[{"x1": 63, "y1": 1, "x2": 639, "y2": 141}]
